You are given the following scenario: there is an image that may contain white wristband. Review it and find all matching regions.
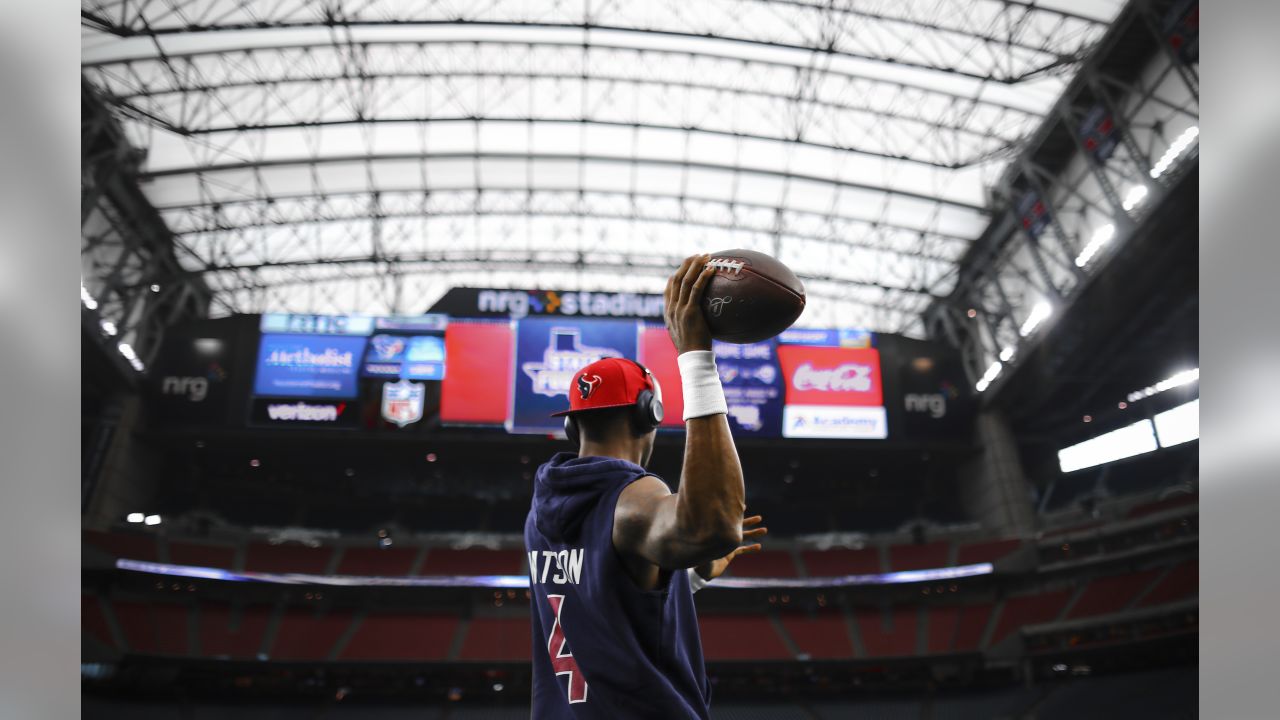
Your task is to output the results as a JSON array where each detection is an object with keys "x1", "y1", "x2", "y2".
[
  {"x1": 687, "y1": 567, "x2": 710, "y2": 594},
  {"x1": 677, "y1": 350, "x2": 727, "y2": 421}
]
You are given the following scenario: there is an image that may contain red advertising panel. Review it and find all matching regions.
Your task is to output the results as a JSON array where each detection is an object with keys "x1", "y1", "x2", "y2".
[
  {"x1": 638, "y1": 326, "x2": 685, "y2": 428},
  {"x1": 777, "y1": 345, "x2": 887, "y2": 439},
  {"x1": 441, "y1": 321, "x2": 514, "y2": 424}
]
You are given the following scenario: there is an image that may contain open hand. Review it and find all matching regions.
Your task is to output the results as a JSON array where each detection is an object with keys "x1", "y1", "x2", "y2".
[{"x1": 695, "y1": 515, "x2": 768, "y2": 581}]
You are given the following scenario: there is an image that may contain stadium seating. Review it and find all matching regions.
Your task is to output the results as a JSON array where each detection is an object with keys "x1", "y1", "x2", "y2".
[
  {"x1": 888, "y1": 541, "x2": 949, "y2": 571},
  {"x1": 458, "y1": 618, "x2": 533, "y2": 661},
  {"x1": 698, "y1": 615, "x2": 792, "y2": 660},
  {"x1": 339, "y1": 612, "x2": 459, "y2": 661},
  {"x1": 1066, "y1": 569, "x2": 1163, "y2": 619},
  {"x1": 1137, "y1": 558, "x2": 1198, "y2": 607},
  {"x1": 168, "y1": 540, "x2": 236, "y2": 570},
  {"x1": 335, "y1": 546, "x2": 420, "y2": 576},
  {"x1": 800, "y1": 548, "x2": 881, "y2": 577},
  {"x1": 81, "y1": 594, "x2": 116, "y2": 650},
  {"x1": 243, "y1": 543, "x2": 332, "y2": 574},
  {"x1": 855, "y1": 607, "x2": 918, "y2": 658},
  {"x1": 777, "y1": 610, "x2": 854, "y2": 659},
  {"x1": 421, "y1": 548, "x2": 524, "y2": 576},
  {"x1": 113, "y1": 600, "x2": 189, "y2": 656},
  {"x1": 84, "y1": 530, "x2": 159, "y2": 562},
  {"x1": 1127, "y1": 493, "x2": 1197, "y2": 518},
  {"x1": 988, "y1": 590, "x2": 1073, "y2": 646},
  {"x1": 198, "y1": 603, "x2": 272, "y2": 659},
  {"x1": 952, "y1": 603, "x2": 994, "y2": 651},
  {"x1": 925, "y1": 606, "x2": 961, "y2": 654},
  {"x1": 269, "y1": 608, "x2": 353, "y2": 660},
  {"x1": 724, "y1": 550, "x2": 799, "y2": 578},
  {"x1": 955, "y1": 538, "x2": 1021, "y2": 565}
]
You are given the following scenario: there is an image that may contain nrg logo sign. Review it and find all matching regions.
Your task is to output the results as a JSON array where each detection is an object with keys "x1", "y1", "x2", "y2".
[{"x1": 903, "y1": 392, "x2": 947, "y2": 419}]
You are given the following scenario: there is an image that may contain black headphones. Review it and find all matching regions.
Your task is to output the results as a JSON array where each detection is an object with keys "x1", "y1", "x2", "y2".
[{"x1": 564, "y1": 360, "x2": 664, "y2": 446}]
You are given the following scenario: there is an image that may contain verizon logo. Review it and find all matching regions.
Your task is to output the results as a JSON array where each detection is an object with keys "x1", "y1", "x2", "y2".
[
  {"x1": 266, "y1": 402, "x2": 345, "y2": 422},
  {"x1": 792, "y1": 362, "x2": 873, "y2": 392}
]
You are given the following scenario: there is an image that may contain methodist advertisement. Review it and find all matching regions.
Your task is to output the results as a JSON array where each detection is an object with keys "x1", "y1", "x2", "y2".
[
  {"x1": 508, "y1": 317, "x2": 640, "y2": 434},
  {"x1": 253, "y1": 334, "x2": 367, "y2": 398},
  {"x1": 777, "y1": 345, "x2": 888, "y2": 439}
]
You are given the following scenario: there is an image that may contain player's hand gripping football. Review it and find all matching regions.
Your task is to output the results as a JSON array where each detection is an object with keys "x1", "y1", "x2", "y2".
[
  {"x1": 664, "y1": 254, "x2": 716, "y2": 355},
  {"x1": 694, "y1": 515, "x2": 767, "y2": 581}
]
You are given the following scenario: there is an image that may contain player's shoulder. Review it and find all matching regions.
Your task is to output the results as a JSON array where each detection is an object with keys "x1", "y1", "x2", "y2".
[{"x1": 614, "y1": 475, "x2": 671, "y2": 524}]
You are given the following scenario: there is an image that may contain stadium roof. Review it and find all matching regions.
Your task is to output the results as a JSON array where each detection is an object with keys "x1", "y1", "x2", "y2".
[{"x1": 81, "y1": 0, "x2": 1123, "y2": 337}]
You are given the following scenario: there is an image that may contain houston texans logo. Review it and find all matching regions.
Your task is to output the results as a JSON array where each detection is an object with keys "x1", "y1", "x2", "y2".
[{"x1": 577, "y1": 373, "x2": 602, "y2": 400}]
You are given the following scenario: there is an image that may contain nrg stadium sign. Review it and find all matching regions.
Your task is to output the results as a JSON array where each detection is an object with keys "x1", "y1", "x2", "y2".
[{"x1": 429, "y1": 287, "x2": 664, "y2": 320}]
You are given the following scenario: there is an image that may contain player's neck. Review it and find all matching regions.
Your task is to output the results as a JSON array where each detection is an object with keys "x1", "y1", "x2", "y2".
[{"x1": 578, "y1": 440, "x2": 645, "y2": 467}]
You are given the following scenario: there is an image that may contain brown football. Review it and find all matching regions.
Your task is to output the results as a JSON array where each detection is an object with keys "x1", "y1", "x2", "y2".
[{"x1": 700, "y1": 249, "x2": 806, "y2": 344}]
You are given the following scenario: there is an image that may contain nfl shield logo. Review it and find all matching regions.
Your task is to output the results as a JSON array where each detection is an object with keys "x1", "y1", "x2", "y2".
[{"x1": 381, "y1": 379, "x2": 425, "y2": 428}]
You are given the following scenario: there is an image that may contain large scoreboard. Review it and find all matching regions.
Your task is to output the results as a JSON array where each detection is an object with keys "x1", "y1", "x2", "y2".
[{"x1": 145, "y1": 290, "x2": 973, "y2": 443}]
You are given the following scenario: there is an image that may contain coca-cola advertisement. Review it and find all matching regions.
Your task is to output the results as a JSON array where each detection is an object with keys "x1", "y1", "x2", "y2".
[
  {"x1": 777, "y1": 346, "x2": 884, "y2": 407},
  {"x1": 777, "y1": 345, "x2": 888, "y2": 439}
]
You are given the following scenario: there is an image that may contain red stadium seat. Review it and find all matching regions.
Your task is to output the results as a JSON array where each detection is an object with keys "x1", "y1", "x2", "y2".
[
  {"x1": 800, "y1": 548, "x2": 881, "y2": 577},
  {"x1": 888, "y1": 542, "x2": 950, "y2": 571},
  {"x1": 988, "y1": 590, "x2": 1073, "y2": 646},
  {"x1": 270, "y1": 609, "x2": 353, "y2": 660},
  {"x1": 1067, "y1": 569, "x2": 1163, "y2": 619},
  {"x1": 84, "y1": 531, "x2": 159, "y2": 562},
  {"x1": 725, "y1": 550, "x2": 798, "y2": 578},
  {"x1": 243, "y1": 543, "x2": 332, "y2": 574},
  {"x1": 953, "y1": 603, "x2": 994, "y2": 651},
  {"x1": 926, "y1": 606, "x2": 961, "y2": 654},
  {"x1": 168, "y1": 540, "x2": 237, "y2": 570},
  {"x1": 1137, "y1": 559, "x2": 1198, "y2": 607},
  {"x1": 458, "y1": 617, "x2": 532, "y2": 661},
  {"x1": 82, "y1": 594, "x2": 117, "y2": 650},
  {"x1": 699, "y1": 615, "x2": 792, "y2": 660},
  {"x1": 339, "y1": 613, "x2": 459, "y2": 661},
  {"x1": 778, "y1": 610, "x2": 853, "y2": 659},
  {"x1": 956, "y1": 539, "x2": 1022, "y2": 566},
  {"x1": 199, "y1": 604, "x2": 272, "y2": 659},
  {"x1": 113, "y1": 600, "x2": 189, "y2": 656},
  {"x1": 420, "y1": 548, "x2": 523, "y2": 576},
  {"x1": 855, "y1": 607, "x2": 918, "y2": 658},
  {"x1": 335, "y1": 547, "x2": 419, "y2": 576}
]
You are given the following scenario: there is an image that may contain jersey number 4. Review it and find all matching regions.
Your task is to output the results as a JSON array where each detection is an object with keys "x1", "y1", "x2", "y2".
[{"x1": 546, "y1": 594, "x2": 588, "y2": 703}]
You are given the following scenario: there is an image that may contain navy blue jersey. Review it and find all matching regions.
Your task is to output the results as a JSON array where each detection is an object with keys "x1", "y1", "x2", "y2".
[{"x1": 525, "y1": 452, "x2": 711, "y2": 719}]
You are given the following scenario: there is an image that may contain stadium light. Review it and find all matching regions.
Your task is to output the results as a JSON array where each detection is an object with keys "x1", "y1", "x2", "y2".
[
  {"x1": 100, "y1": 319, "x2": 117, "y2": 336},
  {"x1": 81, "y1": 283, "x2": 98, "y2": 310},
  {"x1": 1019, "y1": 301, "x2": 1052, "y2": 337},
  {"x1": 1127, "y1": 368, "x2": 1199, "y2": 403},
  {"x1": 975, "y1": 360, "x2": 1003, "y2": 393},
  {"x1": 117, "y1": 342, "x2": 145, "y2": 372},
  {"x1": 1122, "y1": 185, "x2": 1149, "y2": 211},
  {"x1": 1075, "y1": 224, "x2": 1115, "y2": 268},
  {"x1": 144, "y1": 514, "x2": 162, "y2": 526},
  {"x1": 126, "y1": 513, "x2": 144, "y2": 523},
  {"x1": 999, "y1": 346, "x2": 1015, "y2": 362},
  {"x1": 1058, "y1": 419, "x2": 1159, "y2": 473},
  {"x1": 1150, "y1": 126, "x2": 1199, "y2": 179},
  {"x1": 1154, "y1": 399, "x2": 1199, "y2": 448}
]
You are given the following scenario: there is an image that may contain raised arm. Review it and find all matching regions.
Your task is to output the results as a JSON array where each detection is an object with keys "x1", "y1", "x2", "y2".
[{"x1": 614, "y1": 256, "x2": 746, "y2": 572}]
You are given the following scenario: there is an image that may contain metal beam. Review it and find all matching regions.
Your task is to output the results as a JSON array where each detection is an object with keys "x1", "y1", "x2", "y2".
[{"x1": 139, "y1": 152, "x2": 990, "y2": 213}]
